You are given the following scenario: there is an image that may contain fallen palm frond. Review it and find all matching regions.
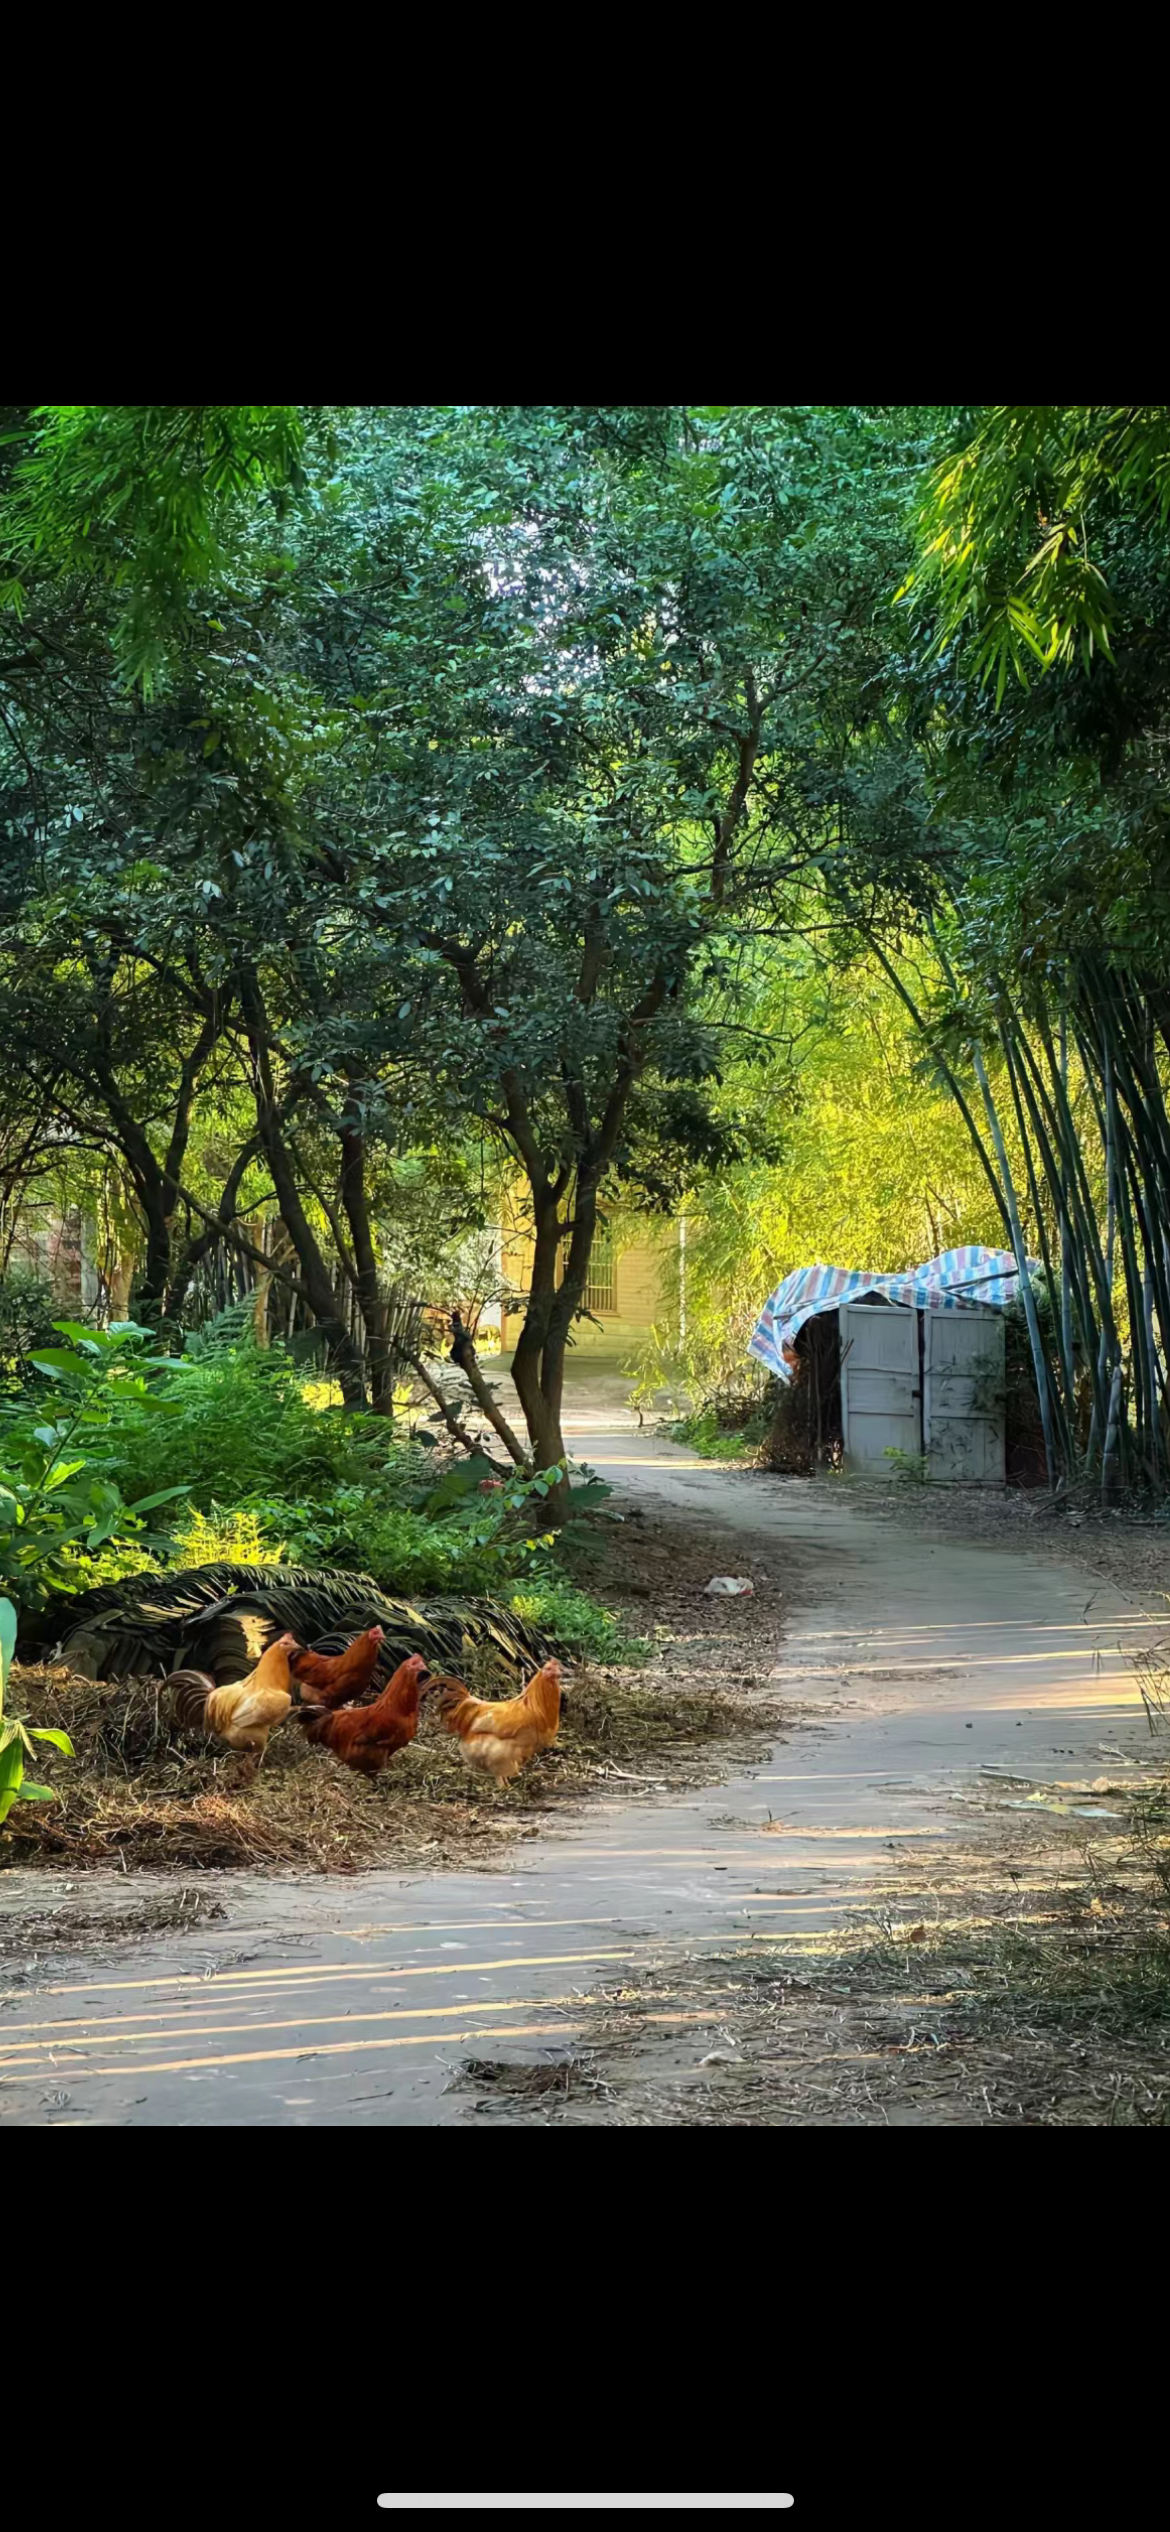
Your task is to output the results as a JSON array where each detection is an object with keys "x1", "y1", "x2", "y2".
[{"x1": 18, "y1": 1563, "x2": 551, "y2": 1687}]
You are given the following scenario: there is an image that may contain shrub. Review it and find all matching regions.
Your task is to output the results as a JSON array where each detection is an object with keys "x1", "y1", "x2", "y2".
[
  {"x1": 505, "y1": 1576, "x2": 648, "y2": 1665},
  {"x1": 87, "y1": 1341, "x2": 392, "y2": 1509},
  {"x1": 0, "y1": 1269, "x2": 59, "y2": 1396},
  {"x1": 0, "y1": 1321, "x2": 190, "y2": 1610},
  {"x1": 667, "y1": 1402, "x2": 772, "y2": 1460},
  {"x1": 0, "y1": 1591, "x2": 74, "y2": 1825}
]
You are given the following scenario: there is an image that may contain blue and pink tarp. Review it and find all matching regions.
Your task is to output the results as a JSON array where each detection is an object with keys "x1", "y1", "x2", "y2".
[{"x1": 749, "y1": 1246, "x2": 1032, "y2": 1383}]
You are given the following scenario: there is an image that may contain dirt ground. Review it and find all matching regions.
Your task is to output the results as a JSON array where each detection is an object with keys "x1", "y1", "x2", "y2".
[
  {"x1": 448, "y1": 1778, "x2": 1170, "y2": 2127},
  {"x1": 762, "y1": 1462, "x2": 1170, "y2": 1611},
  {"x1": 0, "y1": 1506, "x2": 790, "y2": 1893},
  {"x1": 7, "y1": 1452, "x2": 1170, "y2": 2127},
  {"x1": 444, "y1": 1464, "x2": 1170, "y2": 2127}
]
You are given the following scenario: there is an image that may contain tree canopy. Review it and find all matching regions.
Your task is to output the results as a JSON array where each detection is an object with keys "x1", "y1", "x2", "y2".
[{"x1": 4, "y1": 402, "x2": 1170, "y2": 1499}]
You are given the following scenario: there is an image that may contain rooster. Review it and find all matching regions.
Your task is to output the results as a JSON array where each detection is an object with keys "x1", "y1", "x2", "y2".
[
  {"x1": 290, "y1": 1624, "x2": 385, "y2": 1710},
  {"x1": 296, "y1": 1651, "x2": 433, "y2": 1778},
  {"x1": 434, "y1": 1658, "x2": 564, "y2": 1788},
  {"x1": 166, "y1": 1631, "x2": 299, "y2": 1773}
]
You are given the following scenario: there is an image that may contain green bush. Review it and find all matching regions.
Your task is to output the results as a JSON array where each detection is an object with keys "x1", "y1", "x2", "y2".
[
  {"x1": 86, "y1": 1342, "x2": 386, "y2": 1508},
  {"x1": 221, "y1": 1490, "x2": 488, "y2": 1595},
  {"x1": 667, "y1": 1402, "x2": 771, "y2": 1460},
  {"x1": 0, "y1": 1269, "x2": 60, "y2": 1397},
  {"x1": 0, "y1": 1326, "x2": 632, "y2": 1659},
  {"x1": 0, "y1": 1321, "x2": 190, "y2": 1610},
  {"x1": 505, "y1": 1576, "x2": 648, "y2": 1665},
  {"x1": 0, "y1": 1591, "x2": 74, "y2": 1825},
  {"x1": 204, "y1": 1457, "x2": 584, "y2": 1599}
]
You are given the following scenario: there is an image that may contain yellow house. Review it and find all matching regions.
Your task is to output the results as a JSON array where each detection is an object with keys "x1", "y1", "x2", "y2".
[{"x1": 497, "y1": 1213, "x2": 682, "y2": 1361}]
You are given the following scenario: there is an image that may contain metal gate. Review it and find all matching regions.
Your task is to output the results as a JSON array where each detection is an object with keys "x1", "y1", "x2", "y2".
[
  {"x1": 923, "y1": 1305, "x2": 1005, "y2": 1483},
  {"x1": 839, "y1": 1302, "x2": 920, "y2": 1472}
]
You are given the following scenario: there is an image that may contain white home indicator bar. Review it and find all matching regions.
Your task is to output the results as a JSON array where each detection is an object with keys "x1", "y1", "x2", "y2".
[{"x1": 377, "y1": 2502, "x2": 794, "y2": 2513}]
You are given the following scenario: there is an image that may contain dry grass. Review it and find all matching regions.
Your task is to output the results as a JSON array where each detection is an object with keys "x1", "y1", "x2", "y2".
[
  {"x1": 0, "y1": 1654, "x2": 786, "y2": 1879},
  {"x1": 523, "y1": 1770, "x2": 1170, "y2": 2126},
  {"x1": 0, "y1": 1886, "x2": 226, "y2": 1966},
  {"x1": 450, "y1": 2052, "x2": 617, "y2": 2110},
  {"x1": 0, "y1": 1506, "x2": 792, "y2": 1882}
]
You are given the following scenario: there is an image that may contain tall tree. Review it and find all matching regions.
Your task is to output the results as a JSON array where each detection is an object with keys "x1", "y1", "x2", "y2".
[{"x1": 258, "y1": 407, "x2": 930, "y2": 1485}]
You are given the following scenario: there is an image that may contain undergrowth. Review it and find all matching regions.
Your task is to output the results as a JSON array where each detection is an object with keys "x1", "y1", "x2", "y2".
[
  {"x1": 667, "y1": 1402, "x2": 771, "y2": 1461},
  {"x1": 0, "y1": 1329, "x2": 643, "y2": 1661}
]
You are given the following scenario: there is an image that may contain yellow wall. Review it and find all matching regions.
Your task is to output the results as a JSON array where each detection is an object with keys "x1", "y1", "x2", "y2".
[{"x1": 499, "y1": 1217, "x2": 677, "y2": 1353}]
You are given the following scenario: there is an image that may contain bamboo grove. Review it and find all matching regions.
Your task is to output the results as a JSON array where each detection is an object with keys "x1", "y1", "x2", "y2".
[{"x1": 875, "y1": 937, "x2": 1170, "y2": 1496}]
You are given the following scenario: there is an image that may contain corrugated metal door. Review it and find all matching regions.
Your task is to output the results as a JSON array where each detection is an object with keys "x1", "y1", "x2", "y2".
[
  {"x1": 839, "y1": 1303, "x2": 921, "y2": 1471},
  {"x1": 924, "y1": 1307, "x2": 1005, "y2": 1483}
]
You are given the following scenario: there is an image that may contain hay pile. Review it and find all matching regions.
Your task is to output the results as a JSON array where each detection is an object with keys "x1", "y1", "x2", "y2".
[{"x1": 0, "y1": 1656, "x2": 784, "y2": 1879}]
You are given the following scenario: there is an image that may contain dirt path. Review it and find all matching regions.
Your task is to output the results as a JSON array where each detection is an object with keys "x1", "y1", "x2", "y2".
[{"x1": 0, "y1": 1433, "x2": 1159, "y2": 2127}]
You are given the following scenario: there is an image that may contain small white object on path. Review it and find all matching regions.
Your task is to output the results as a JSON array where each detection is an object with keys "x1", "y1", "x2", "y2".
[{"x1": 704, "y1": 1575, "x2": 755, "y2": 1596}]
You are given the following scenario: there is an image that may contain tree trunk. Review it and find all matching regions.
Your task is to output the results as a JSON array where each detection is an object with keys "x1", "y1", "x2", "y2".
[
  {"x1": 509, "y1": 1196, "x2": 571, "y2": 1507},
  {"x1": 252, "y1": 1218, "x2": 272, "y2": 1347},
  {"x1": 449, "y1": 1316, "x2": 529, "y2": 1467},
  {"x1": 164, "y1": 1136, "x2": 261, "y2": 1329},
  {"x1": 971, "y1": 1041, "x2": 1063, "y2": 1491},
  {"x1": 338, "y1": 1104, "x2": 393, "y2": 1416},
  {"x1": 1102, "y1": 1360, "x2": 1124, "y2": 1501},
  {"x1": 239, "y1": 971, "x2": 367, "y2": 1407},
  {"x1": 135, "y1": 1182, "x2": 174, "y2": 1324},
  {"x1": 267, "y1": 1144, "x2": 367, "y2": 1406},
  {"x1": 508, "y1": 1178, "x2": 605, "y2": 1516}
]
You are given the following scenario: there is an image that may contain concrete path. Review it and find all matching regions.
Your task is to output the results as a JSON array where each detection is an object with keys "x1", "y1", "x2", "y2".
[{"x1": 0, "y1": 1433, "x2": 1158, "y2": 2126}]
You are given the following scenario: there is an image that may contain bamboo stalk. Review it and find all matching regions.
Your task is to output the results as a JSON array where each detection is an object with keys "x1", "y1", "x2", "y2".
[
  {"x1": 970, "y1": 1039, "x2": 1061, "y2": 1489},
  {"x1": 999, "y1": 1021, "x2": 1076, "y2": 1444},
  {"x1": 1060, "y1": 1006, "x2": 1075, "y2": 1404}
]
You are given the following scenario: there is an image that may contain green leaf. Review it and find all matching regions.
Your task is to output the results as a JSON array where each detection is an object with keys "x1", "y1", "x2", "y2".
[
  {"x1": 29, "y1": 1726, "x2": 74, "y2": 1756},
  {"x1": 0, "y1": 1598, "x2": 15, "y2": 1697},
  {"x1": 0, "y1": 1733, "x2": 24, "y2": 1823},
  {"x1": 85, "y1": 1515, "x2": 122, "y2": 1548},
  {"x1": 16, "y1": 1780, "x2": 58, "y2": 1803},
  {"x1": 125, "y1": 1485, "x2": 191, "y2": 1514},
  {"x1": 49, "y1": 1321, "x2": 108, "y2": 1352},
  {"x1": 424, "y1": 1454, "x2": 497, "y2": 1514},
  {"x1": 28, "y1": 1348, "x2": 86, "y2": 1380}
]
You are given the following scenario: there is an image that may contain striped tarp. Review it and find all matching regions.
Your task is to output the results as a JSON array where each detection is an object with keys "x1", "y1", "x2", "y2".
[{"x1": 749, "y1": 1246, "x2": 1032, "y2": 1383}]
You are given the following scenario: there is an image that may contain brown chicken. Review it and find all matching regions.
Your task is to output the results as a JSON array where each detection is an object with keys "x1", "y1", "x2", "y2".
[
  {"x1": 167, "y1": 1632, "x2": 299, "y2": 1770},
  {"x1": 296, "y1": 1651, "x2": 433, "y2": 1778},
  {"x1": 290, "y1": 1623, "x2": 385, "y2": 1709},
  {"x1": 434, "y1": 1658, "x2": 564, "y2": 1788}
]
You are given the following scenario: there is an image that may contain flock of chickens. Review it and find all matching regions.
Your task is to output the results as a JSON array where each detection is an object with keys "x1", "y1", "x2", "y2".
[{"x1": 165, "y1": 1623, "x2": 566, "y2": 1792}]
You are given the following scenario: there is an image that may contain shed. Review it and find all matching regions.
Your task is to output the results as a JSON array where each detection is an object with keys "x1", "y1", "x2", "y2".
[{"x1": 749, "y1": 1248, "x2": 1031, "y2": 1484}]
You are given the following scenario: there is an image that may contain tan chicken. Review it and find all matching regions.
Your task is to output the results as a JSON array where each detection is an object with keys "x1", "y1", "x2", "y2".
[
  {"x1": 166, "y1": 1631, "x2": 299, "y2": 1774},
  {"x1": 433, "y1": 1658, "x2": 565, "y2": 1788}
]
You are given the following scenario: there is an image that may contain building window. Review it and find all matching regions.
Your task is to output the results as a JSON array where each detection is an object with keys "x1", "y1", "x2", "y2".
[{"x1": 583, "y1": 1232, "x2": 617, "y2": 1315}]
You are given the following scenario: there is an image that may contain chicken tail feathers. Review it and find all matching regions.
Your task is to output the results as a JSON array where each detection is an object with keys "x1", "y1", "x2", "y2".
[
  {"x1": 167, "y1": 1669, "x2": 217, "y2": 1733},
  {"x1": 295, "y1": 1703, "x2": 331, "y2": 1742}
]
